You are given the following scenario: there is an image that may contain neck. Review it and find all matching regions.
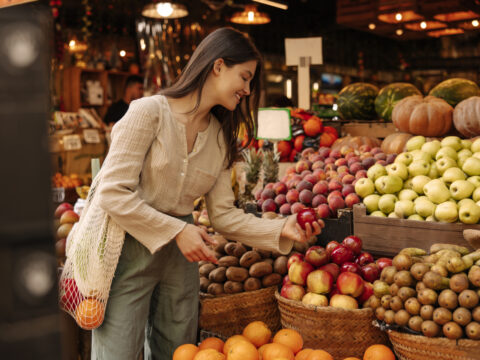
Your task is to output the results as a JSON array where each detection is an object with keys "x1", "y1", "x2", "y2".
[{"x1": 167, "y1": 89, "x2": 215, "y2": 125}]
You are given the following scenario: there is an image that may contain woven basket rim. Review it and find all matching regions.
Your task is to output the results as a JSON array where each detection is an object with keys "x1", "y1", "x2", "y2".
[
  {"x1": 388, "y1": 329, "x2": 480, "y2": 348},
  {"x1": 199, "y1": 286, "x2": 277, "y2": 300},
  {"x1": 275, "y1": 289, "x2": 374, "y2": 315}
]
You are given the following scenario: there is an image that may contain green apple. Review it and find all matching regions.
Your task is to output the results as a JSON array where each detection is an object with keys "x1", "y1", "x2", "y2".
[
  {"x1": 411, "y1": 175, "x2": 431, "y2": 195},
  {"x1": 367, "y1": 163, "x2": 387, "y2": 181},
  {"x1": 428, "y1": 163, "x2": 438, "y2": 179},
  {"x1": 459, "y1": 202, "x2": 480, "y2": 224},
  {"x1": 441, "y1": 136, "x2": 463, "y2": 151},
  {"x1": 375, "y1": 175, "x2": 403, "y2": 195},
  {"x1": 473, "y1": 152, "x2": 480, "y2": 159},
  {"x1": 411, "y1": 150, "x2": 432, "y2": 163},
  {"x1": 436, "y1": 157, "x2": 458, "y2": 175},
  {"x1": 436, "y1": 147, "x2": 458, "y2": 161},
  {"x1": 461, "y1": 139, "x2": 472, "y2": 150},
  {"x1": 363, "y1": 194, "x2": 381, "y2": 214},
  {"x1": 371, "y1": 211, "x2": 387, "y2": 217},
  {"x1": 388, "y1": 212, "x2": 400, "y2": 218},
  {"x1": 458, "y1": 198, "x2": 476, "y2": 208},
  {"x1": 458, "y1": 149, "x2": 473, "y2": 159},
  {"x1": 435, "y1": 201, "x2": 458, "y2": 223},
  {"x1": 467, "y1": 176, "x2": 480, "y2": 188},
  {"x1": 406, "y1": 136, "x2": 426, "y2": 151},
  {"x1": 394, "y1": 200, "x2": 415, "y2": 218},
  {"x1": 395, "y1": 152, "x2": 413, "y2": 166},
  {"x1": 414, "y1": 195, "x2": 429, "y2": 205},
  {"x1": 386, "y1": 162, "x2": 408, "y2": 180},
  {"x1": 414, "y1": 198, "x2": 436, "y2": 218},
  {"x1": 421, "y1": 140, "x2": 441, "y2": 157},
  {"x1": 355, "y1": 178, "x2": 375, "y2": 198},
  {"x1": 378, "y1": 194, "x2": 398, "y2": 214},
  {"x1": 408, "y1": 214, "x2": 424, "y2": 221},
  {"x1": 462, "y1": 157, "x2": 480, "y2": 176},
  {"x1": 473, "y1": 187, "x2": 480, "y2": 202},
  {"x1": 423, "y1": 179, "x2": 450, "y2": 204},
  {"x1": 458, "y1": 156, "x2": 469, "y2": 168},
  {"x1": 426, "y1": 215, "x2": 436, "y2": 222},
  {"x1": 450, "y1": 180, "x2": 475, "y2": 200},
  {"x1": 442, "y1": 167, "x2": 466, "y2": 184},
  {"x1": 398, "y1": 189, "x2": 418, "y2": 201},
  {"x1": 408, "y1": 160, "x2": 430, "y2": 177},
  {"x1": 471, "y1": 138, "x2": 480, "y2": 153},
  {"x1": 403, "y1": 178, "x2": 414, "y2": 190}
]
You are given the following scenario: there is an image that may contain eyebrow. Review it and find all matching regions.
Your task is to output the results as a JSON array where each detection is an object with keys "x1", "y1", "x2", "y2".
[{"x1": 245, "y1": 70, "x2": 254, "y2": 78}]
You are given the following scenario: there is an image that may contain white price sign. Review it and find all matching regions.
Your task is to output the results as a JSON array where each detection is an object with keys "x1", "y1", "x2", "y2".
[
  {"x1": 62, "y1": 134, "x2": 82, "y2": 151},
  {"x1": 83, "y1": 129, "x2": 101, "y2": 144}
]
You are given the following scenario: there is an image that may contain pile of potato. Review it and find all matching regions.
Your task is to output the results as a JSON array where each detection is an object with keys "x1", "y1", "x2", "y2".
[
  {"x1": 199, "y1": 234, "x2": 293, "y2": 296},
  {"x1": 367, "y1": 244, "x2": 480, "y2": 340}
]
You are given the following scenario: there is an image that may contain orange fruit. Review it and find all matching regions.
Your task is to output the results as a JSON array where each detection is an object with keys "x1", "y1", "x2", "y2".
[
  {"x1": 75, "y1": 298, "x2": 104, "y2": 330},
  {"x1": 173, "y1": 344, "x2": 199, "y2": 360},
  {"x1": 363, "y1": 344, "x2": 395, "y2": 360},
  {"x1": 295, "y1": 349, "x2": 314, "y2": 360},
  {"x1": 262, "y1": 343, "x2": 295, "y2": 360},
  {"x1": 227, "y1": 340, "x2": 259, "y2": 360},
  {"x1": 193, "y1": 349, "x2": 225, "y2": 360},
  {"x1": 277, "y1": 141, "x2": 292, "y2": 158},
  {"x1": 223, "y1": 335, "x2": 251, "y2": 355},
  {"x1": 303, "y1": 119, "x2": 322, "y2": 137},
  {"x1": 343, "y1": 358, "x2": 361, "y2": 360},
  {"x1": 305, "y1": 350, "x2": 333, "y2": 360},
  {"x1": 243, "y1": 321, "x2": 272, "y2": 348},
  {"x1": 272, "y1": 329, "x2": 303, "y2": 354},
  {"x1": 199, "y1": 337, "x2": 225, "y2": 352}
]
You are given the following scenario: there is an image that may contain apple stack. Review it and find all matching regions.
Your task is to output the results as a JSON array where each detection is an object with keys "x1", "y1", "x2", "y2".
[
  {"x1": 257, "y1": 144, "x2": 396, "y2": 218},
  {"x1": 54, "y1": 202, "x2": 79, "y2": 263},
  {"x1": 356, "y1": 135, "x2": 480, "y2": 224}
]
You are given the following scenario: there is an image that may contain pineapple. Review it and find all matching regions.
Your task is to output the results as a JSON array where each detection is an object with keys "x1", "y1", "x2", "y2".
[
  {"x1": 238, "y1": 148, "x2": 262, "y2": 209},
  {"x1": 262, "y1": 148, "x2": 281, "y2": 185}
]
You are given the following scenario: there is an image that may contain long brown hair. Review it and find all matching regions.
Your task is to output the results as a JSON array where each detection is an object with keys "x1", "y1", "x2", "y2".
[{"x1": 160, "y1": 27, "x2": 262, "y2": 168}]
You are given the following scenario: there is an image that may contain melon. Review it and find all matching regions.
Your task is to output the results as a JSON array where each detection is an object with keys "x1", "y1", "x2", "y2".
[
  {"x1": 337, "y1": 82, "x2": 379, "y2": 120},
  {"x1": 429, "y1": 78, "x2": 480, "y2": 107},
  {"x1": 375, "y1": 82, "x2": 422, "y2": 122}
]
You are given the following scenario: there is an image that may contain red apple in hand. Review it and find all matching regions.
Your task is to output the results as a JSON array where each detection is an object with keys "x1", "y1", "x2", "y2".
[
  {"x1": 325, "y1": 241, "x2": 341, "y2": 256},
  {"x1": 305, "y1": 246, "x2": 329, "y2": 267},
  {"x1": 340, "y1": 261, "x2": 361, "y2": 275},
  {"x1": 319, "y1": 263, "x2": 340, "y2": 281},
  {"x1": 357, "y1": 281, "x2": 374, "y2": 304},
  {"x1": 355, "y1": 252, "x2": 374, "y2": 267},
  {"x1": 376, "y1": 257, "x2": 393, "y2": 271},
  {"x1": 361, "y1": 263, "x2": 380, "y2": 282},
  {"x1": 342, "y1": 235, "x2": 363, "y2": 255},
  {"x1": 296, "y1": 208, "x2": 317, "y2": 230},
  {"x1": 288, "y1": 261, "x2": 314, "y2": 286},
  {"x1": 280, "y1": 283, "x2": 305, "y2": 301},
  {"x1": 306, "y1": 269, "x2": 334, "y2": 294},
  {"x1": 331, "y1": 245, "x2": 355, "y2": 265},
  {"x1": 337, "y1": 272, "x2": 365, "y2": 297},
  {"x1": 287, "y1": 253, "x2": 304, "y2": 269}
]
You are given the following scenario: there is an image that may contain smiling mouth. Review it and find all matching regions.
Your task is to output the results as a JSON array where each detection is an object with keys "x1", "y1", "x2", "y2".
[{"x1": 235, "y1": 93, "x2": 241, "y2": 103}]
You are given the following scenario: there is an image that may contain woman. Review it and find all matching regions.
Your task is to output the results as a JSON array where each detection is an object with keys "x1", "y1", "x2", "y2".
[{"x1": 92, "y1": 27, "x2": 322, "y2": 359}]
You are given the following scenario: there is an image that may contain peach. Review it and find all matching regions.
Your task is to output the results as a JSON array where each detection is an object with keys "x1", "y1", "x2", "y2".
[
  {"x1": 299, "y1": 189, "x2": 313, "y2": 205},
  {"x1": 327, "y1": 179, "x2": 342, "y2": 192},
  {"x1": 57, "y1": 223, "x2": 73, "y2": 239},
  {"x1": 279, "y1": 203, "x2": 291, "y2": 215},
  {"x1": 295, "y1": 160, "x2": 310, "y2": 174},
  {"x1": 60, "y1": 210, "x2": 79, "y2": 225},
  {"x1": 296, "y1": 180, "x2": 313, "y2": 192},
  {"x1": 261, "y1": 188, "x2": 276, "y2": 200},
  {"x1": 341, "y1": 184, "x2": 355, "y2": 197},
  {"x1": 312, "y1": 169, "x2": 326, "y2": 180},
  {"x1": 312, "y1": 181, "x2": 328, "y2": 196},
  {"x1": 341, "y1": 174, "x2": 355, "y2": 184},
  {"x1": 273, "y1": 181, "x2": 288, "y2": 195},
  {"x1": 349, "y1": 162, "x2": 364, "y2": 174},
  {"x1": 312, "y1": 194, "x2": 327, "y2": 208},
  {"x1": 290, "y1": 202, "x2": 305, "y2": 214},
  {"x1": 274, "y1": 194, "x2": 287, "y2": 207},
  {"x1": 303, "y1": 174, "x2": 318, "y2": 185},
  {"x1": 54, "y1": 202, "x2": 73, "y2": 219},
  {"x1": 286, "y1": 189, "x2": 299, "y2": 204},
  {"x1": 316, "y1": 204, "x2": 331, "y2": 219},
  {"x1": 262, "y1": 199, "x2": 277, "y2": 213},
  {"x1": 345, "y1": 193, "x2": 360, "y2": 208}
]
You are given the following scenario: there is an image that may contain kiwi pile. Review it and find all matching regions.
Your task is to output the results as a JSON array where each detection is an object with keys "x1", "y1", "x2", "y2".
[{"x1": 365, "y1": 244, "x2": 480, "y2": 340}]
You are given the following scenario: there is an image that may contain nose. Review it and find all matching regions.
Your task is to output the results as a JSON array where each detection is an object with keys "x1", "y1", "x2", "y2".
[{"x1": 243, "y1": 82, "x2": 251, "y2": 96}]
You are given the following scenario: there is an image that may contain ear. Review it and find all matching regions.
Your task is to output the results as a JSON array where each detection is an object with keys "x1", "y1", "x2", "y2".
[{"x1": 212, "y1": 58, "x2": 224, "y2": 75}]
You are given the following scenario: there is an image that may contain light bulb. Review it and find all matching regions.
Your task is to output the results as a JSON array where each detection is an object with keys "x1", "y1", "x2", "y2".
[
  {"x1": 368, "y1": 23, "x2": 376, "y2": 30},
  {"x1": 69, "y1": 40, "x2": 76, "y2": 48},
  {"x1": 396, "y1": 28, "x2": 403, "y2": 36},
  {"x1": 395, "y1": 13, "x2": 402, "y2": 21},
  {"x1": 248, "y1": 11, "x2": 254, "y2": 22},
  {"x1": 420, "y1": 21, "x2": 427, "y2": 29},
  {"x1": 472, "y1": 19, "x2": 479, "y2": 27},
  {"x1": 156, "y1": 2, "x2": 173, "y2": 17},
  {"x1": 119, "y1": 50, "x2": 126, "y2": 57}
]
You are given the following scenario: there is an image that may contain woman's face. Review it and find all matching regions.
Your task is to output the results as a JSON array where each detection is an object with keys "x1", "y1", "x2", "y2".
[{"x1": 215, "y1": 60, "x2": 257, "y2": 111}]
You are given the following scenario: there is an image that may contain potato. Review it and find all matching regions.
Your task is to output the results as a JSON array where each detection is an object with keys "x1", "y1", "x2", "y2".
[
  {"x1": 244, "y1": 277, "x2": 261, "y2": 292},
  {"x1": 263, "y1": 258, "x2": 274, "y2": 266},
  {"x1": 262, "y1": 273, "x2": 282, "y2": 287},
  {"x1": 273, "y1": 256, "x2": 288, "y2": 275},
  {"x1": 218, "y1": 256, "x2": 239, "y2": 267},
  {"x1": 226, "y1": 267, "x2": 249, "y2": 282},
  {"x1": 271, "y1": 250, "x2": 283, "y2": 259},
  {"x1": 200, "y1": 277, "x2": 210, "y2": 293},
  {"x1": 224, "y1": 242, "x2": 238, "y2": 256},
  {"x1": 207, "y1": 283, "x2": 224, "y2": 295},
  {"x1": 212, "y1": 234, "x2": 228, "y2": 254},
  {"x1": 249, "y1": 261, "x2": 273, "y2": 278},
  {"x1": 254, "y1": 248, "x2": 272, "y2": 259},
  {"x1": 208, "y1": 267, "x2": 227, "y2": 283},
  {"x1": 199, "y1": 263, "x2": 216, "y2": 277},
  {"x1": 224, "y1": 281, "x2": 243, "y2": 294},
  {"x1": 239, "y1": 251, "x2": 261, "y2": 268},
  {"x1": 233, "y1": 243, "x2": 247, "y2": 258},
  {"x1": 198, "y1": 261, "x2": 208, "y2": 267}
]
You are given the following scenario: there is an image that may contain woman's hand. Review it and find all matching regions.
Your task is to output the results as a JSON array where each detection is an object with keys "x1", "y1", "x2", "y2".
[
  {"x1": 175, "y1": 224, "x2": 218, "y2": 263},
  {"x1": 280, "y1": 215, "x2": 324, "y2": 243}
]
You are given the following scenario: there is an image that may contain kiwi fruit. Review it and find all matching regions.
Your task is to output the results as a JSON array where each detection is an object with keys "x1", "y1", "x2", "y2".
[
  {"x1": 380, "y1": 266, "x2": 397, "y2": 284},
  {"x1": 443, "y1": 321, "x2": 463, "y2": 340},
  {"x1": 404, "y1": 297, "x2": 421, "y2": 315},
  {"x1": 394, "y1": 309, "x2": 411, "y2": 326},
  {"x1": 465, "y1": 321, "x2": 480, "y2": 340},
  {"x1": 390, "y1": 296, "x2": 404, "y2": 312},
  {"x1": 375, "y1": 306, "x2": 386, "y2": 321},
  {"x1": 398, "y1": 287, "x2": 416, "y2": 302},
  {"x1": 389, "y1": 283, "x2": 399, "y2": 296},
  {"x1": 422, "y1": 320, "x2": 441, "y2": 337},
  {"x1": 420, "y1": 305, "x2": 434, "y2": 320},
  {"x1": 453, "y1": 307, "x2": 472, "y2": 326},
  {"x1": 384, "y1": 309, "x2": 395, "y2": 325},
  {"x1": 449, "y1": 273, "x2": 469, "y2": 293},
  {"x1": 416, "y1": 281, "x2": 426, "y2": 292},
  {"x1": 438, "y1": 289, "x2": 458, "y2": 310},
  {"x1": 418, "y1": 288, "x2": 438, "y2": 305},
  {"x1": 458, "y1": 289, "x2": 480, "y2": 309},
  {"x1": 394, "y1": 270, "x2": 415, "y2": 287},
  {"x1": 432, "y1": 307, "x2": 452, "y2": 325},
  {"x1": 393, "y1": 253, "x2": 413, "y2": 271},
  {"x1": 410, "y1": 262, "x2": 431, "y2": 281},
  {"x1": 472, "y1": 306, "x2": 480, "y2": 322},
  {"x1": 381, "y1": 295, "x2": 392, "y2": 309},
  {"x1": 408, "y1": 315, "x2": 423, "y2": 332}
]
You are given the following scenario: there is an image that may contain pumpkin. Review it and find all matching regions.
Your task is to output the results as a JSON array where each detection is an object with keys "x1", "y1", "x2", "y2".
[
  {"x1": 375, "y1": 82, "x2": 422, "y2": 122},
  {"x1": 392, "y1": 95, "x2": 453, "y2": 137},
  {"x1": 429, "y1": 78, "x2": 480, "y2": 107},
  {"x1": 337, "y1": 83, "x2": 379, "y2": 120},
  {"x1": 453, "y1": 96, "x2": 480, "y2": 138},
  {"x1": 331, "y1": 136, "x2": 381, "y2": 151},
  {"x1": 381, "y1": 132, "x2": 413, "y2": 154}
]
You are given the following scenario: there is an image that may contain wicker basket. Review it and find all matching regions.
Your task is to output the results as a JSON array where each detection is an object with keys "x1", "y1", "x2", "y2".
[
  {"x1": 275, "y1": 291, "x2": 389, "y2": 358},
  {"x1": 199, "y1": 286, "x2": 281, "y2": 338},
  {"x1": 388, "y1": 330, "x2": 480, "y2": 360}
]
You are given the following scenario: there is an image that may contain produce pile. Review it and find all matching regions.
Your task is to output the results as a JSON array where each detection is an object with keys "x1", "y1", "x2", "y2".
[
  {"x1": 53, "y1": 202, "x2": 79, "y2": 262},
  {"x1": 52, "y1": 172, "x2": 85, "y2": 189},
  {"x1": 370, "y1": 244, "x2": 480, "y2": 340},
  {"x1": 355, "y1": 135, "x2": 480, "y2": 223}
]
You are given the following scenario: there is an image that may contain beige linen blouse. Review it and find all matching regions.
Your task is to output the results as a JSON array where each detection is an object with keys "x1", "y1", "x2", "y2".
[{"x1": 96, "y1": 95, "x2": 292, "y2": 255}]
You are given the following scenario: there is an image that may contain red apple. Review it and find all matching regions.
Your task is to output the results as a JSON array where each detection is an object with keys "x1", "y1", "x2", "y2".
[
  {"x1": 376, "y1": 257, "x2": 393, "y2": 271},
  {"x1": 331, "y1": 245, "x2": 355, "y2": 265},
  {"x1": 306, "y1": 269, "x2": 334, "y2": 294},
  {"x1": 329, "y1": 286, "x2": 341, "y2": 297},
  {"x1": 287, "y1": 253, "x2": 305, "y2": 269},
  {"x1": 288, "y1": 261, "x2": 314, "y2": 286},
  {"x1": 327, "y1": 191, "x2": 342, "y2": 201},
  {"x1": 282, "y1": 275, "x2": 291, "y2": 286},
  {"x1": 319, "y1": 263, "x2": 340, "y2": 281},
  {"x1": 59, "y1": 278, "x2": 83, "y2": 313},
  {"x1": 296, "y1": 208, "x2": 317, "y2": 230},
  {"x1": 280, "y1": 283, "x2": 306, "y2": 301},
  {"x1": 340, "y1": 261, "x2": 361, "y2": 275},
  {"x1": 355, "y1": 252, "x2": 374, "y2": 267},
  {"x1": 305, "y1": 246, "x2": 329, "y2": 267},
  {"x1": 54, "y1": 202, "x2": 73, "y2": 219},
  {"x1": 337, "y1": 272, "x2": 365, "y2": 297},
  {"x1": 315, "y1": 204, "x2": 331, "y2": 219},
  {"x1": 342, "y1": 235, "x2": 363, "y2": 255},
  {"x1": 59, "y1": 210, "x2": 79, "y2": 225},
  {"x1": 345, "y1": 193, "x2": 360, "y2": 208},
  {"x1": 330, "y1": 294, "x2": 358, "y2": 309},
  {"x1": 358, "y1": 281, "x2": 374, "y2": 304},
  {"x1": 361, "y1": 263, "x2": 380, "y2": 282},
  {"x1": 325, "y1": 241, "x2": 341, "y2": 256}
]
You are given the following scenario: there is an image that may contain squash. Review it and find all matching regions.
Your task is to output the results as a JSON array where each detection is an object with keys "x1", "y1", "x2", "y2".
[
  {"x1": 429, "y1": 78, "x2": 480, "y2": 107},
  {"x1": 381, "y1": 132, "x2": 413, "y2": 154},
  {"x1": 392, "y1": 95, "x2": 453, "y2": 137},
  {"x1": 453, "y1": 96, "x2": 480, "y2": 138},
  {"x1": 331, "y1": 135, "x2": 381, "y2": 151}
]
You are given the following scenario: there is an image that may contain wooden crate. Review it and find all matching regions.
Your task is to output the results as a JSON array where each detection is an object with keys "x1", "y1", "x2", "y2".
[
  {"x1": 353, "y1": 204, "x2": 479, "y2": 257},
  {"x1": 316, "y1": 208, "x2": 353, "y2": 246},
  {"x1": 342, "y1": 122, "x2": 397, "y2": 139}
]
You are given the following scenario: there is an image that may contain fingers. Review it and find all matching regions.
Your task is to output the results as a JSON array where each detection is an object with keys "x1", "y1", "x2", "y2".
[
  {"x1": 294, "y1": 223, "x2": 307, "y2": 242},
  {"x1": 200, "y1": 230, "x2": 217, "y2": 246},
  {"x1": 312, "y1": 221, "x2": 322, "y2": 235},
  {"x1": 304, "y1": 222, "x2": 313, "y2": 239}
]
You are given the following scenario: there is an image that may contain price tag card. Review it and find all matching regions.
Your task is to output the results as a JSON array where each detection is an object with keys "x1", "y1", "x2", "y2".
[
  {"x1": 62, "y1": 134, "x2": 82, "y2": 151},
  {"x1": 83, "y1": 129, "x2": 101, "y2": 144},
  {"x1": 256, "y1": 108, "x2": 291, "y2": 141}
]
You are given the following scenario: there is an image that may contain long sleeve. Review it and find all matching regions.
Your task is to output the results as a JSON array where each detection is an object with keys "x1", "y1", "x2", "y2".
[
  {"x1": 205, "y1": 169, "x2": 293, "y2": 254},
  {"x1": 96, "y1": 97, "x2": 187, "y2": 254}
]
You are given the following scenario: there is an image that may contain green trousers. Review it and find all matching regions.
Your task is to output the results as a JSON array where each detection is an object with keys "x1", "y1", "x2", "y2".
[{"x1": 91, "y1": 215, "x2": 199, "y2": 360}]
